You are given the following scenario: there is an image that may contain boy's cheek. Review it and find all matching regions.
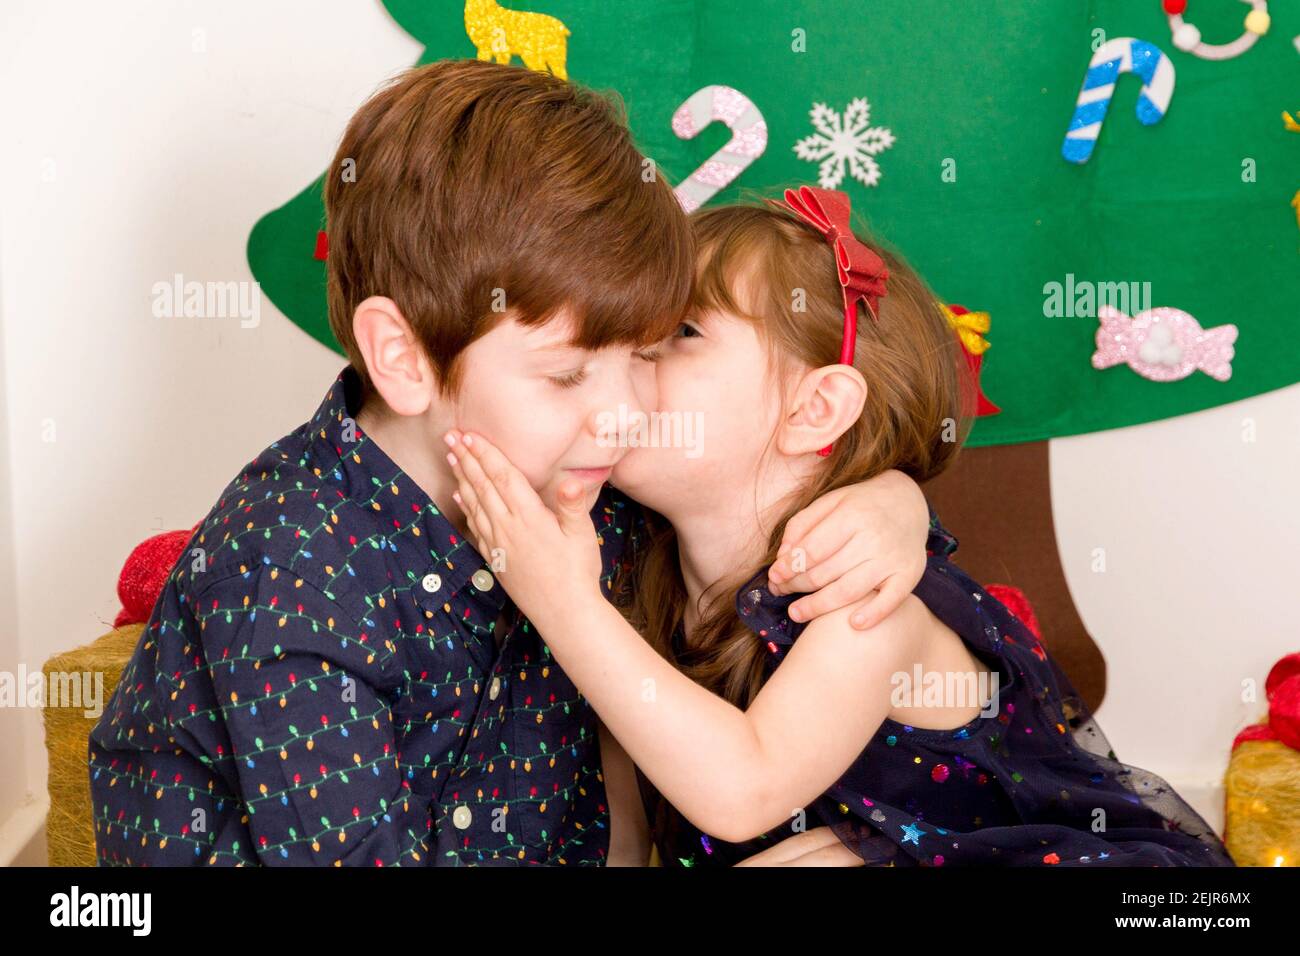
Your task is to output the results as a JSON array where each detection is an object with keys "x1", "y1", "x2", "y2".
[
  {"x1": 497, "y1": 444, "x2": 574, "y2": 504},
  {"x1": 455, "y1": 407, "x2": 560, "y2": 490}
]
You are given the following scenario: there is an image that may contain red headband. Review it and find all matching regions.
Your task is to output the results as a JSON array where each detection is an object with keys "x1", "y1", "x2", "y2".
[{"x1": 768, "y1": 185, "x2": 889, "y2": 455}]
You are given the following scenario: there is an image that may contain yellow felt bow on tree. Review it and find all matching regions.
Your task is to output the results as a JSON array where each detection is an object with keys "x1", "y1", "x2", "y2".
[{"x1": 941, "y1": 304, "x2": 992, "y2": 355}]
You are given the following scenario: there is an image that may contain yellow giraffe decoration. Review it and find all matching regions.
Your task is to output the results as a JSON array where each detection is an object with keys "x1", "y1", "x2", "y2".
[{"x1": 464, "y1": 0, "x2": 571, "y2": 81}]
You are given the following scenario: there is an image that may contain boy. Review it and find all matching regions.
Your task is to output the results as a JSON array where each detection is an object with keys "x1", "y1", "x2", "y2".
[{"x1": 88, "y1": 60, "x2": 928, "y2": 865}]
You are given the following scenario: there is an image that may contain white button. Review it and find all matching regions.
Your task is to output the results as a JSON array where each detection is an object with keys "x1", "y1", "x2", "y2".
[
  {"x1": 421, "y1": 573, "x2": 442, "y2": 594},
  {"x1": 471, "y1": 569, "x2": 494, "y2": 591},
  {"x1": 452, "y1": 805, "x2": 472, "y2": 830},
  {"x1": 489, "y1": 677, "x2": 501, "y2": 701}
]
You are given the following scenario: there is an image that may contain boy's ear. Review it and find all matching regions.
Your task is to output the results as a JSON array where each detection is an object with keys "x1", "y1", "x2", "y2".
[
  {"x1": 352, "y1": 295, "x2": 437, "y2": 417},
  {"x1": 776, "y1": 364, "x2": 868, "y2": 456}
]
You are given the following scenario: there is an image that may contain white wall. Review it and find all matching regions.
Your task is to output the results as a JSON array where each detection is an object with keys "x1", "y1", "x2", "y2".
[
  {"x1": 0, "y1": 0, "x2": 421, "y2": 863},
  {"x1": 0, "y1": 0, "x2": 1294, "y2": 862},
  {"x1": 1052, "y1": 388, "x2": 1300, "y2": 831}
]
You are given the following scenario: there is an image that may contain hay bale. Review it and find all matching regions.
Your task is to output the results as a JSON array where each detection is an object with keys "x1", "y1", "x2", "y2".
[{"x1": 42, "y1": 623, "x2": 143, "y2": 868}]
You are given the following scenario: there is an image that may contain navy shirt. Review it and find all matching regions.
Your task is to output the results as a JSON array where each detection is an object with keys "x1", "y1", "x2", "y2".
[
  {"x1": 640, "y1": 516, "x2": 1234, "y2": 867},
  {"x1": 89, "y1": 365, "x2": 640, "y2": 865}
]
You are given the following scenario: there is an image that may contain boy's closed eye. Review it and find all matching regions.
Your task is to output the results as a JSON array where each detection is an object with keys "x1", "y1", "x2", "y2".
[
  {"x1": 548, "y1": 344, "x2": 663, "y2": 385},
  {"x1": 548, "y1": 367, "x2": 588, "y2": 389}
]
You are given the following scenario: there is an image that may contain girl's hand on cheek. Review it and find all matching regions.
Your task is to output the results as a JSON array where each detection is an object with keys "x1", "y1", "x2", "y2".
[{"x1": 443, "y1": 430, "x2": 603, "y2": 619}]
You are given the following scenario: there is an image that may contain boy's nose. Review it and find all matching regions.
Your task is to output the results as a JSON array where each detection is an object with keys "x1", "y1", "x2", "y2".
[
  {"x1": 586, "y1": 367, "x2": 652, "y2": 441},
  {"x1": 631, "y1": 355, "x2": 660, "y2": 416}
]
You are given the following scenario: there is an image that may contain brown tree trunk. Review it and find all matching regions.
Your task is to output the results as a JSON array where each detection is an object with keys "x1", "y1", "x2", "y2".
[{"x1": 923, "y1": 441, "x2": 1106, "y2": 713}]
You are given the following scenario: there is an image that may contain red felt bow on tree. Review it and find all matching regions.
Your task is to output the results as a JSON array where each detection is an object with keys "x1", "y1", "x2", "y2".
[{"x1": 768, "y1": 185, "x2": 889, "y2": 456}]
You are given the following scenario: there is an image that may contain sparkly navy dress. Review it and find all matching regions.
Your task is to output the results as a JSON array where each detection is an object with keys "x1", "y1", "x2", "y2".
[{"x1": 637, "y1": 517, "x2": 1234, "y2": 867}]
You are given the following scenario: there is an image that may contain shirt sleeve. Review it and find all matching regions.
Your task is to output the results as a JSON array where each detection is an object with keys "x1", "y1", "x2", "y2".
[
  {"x1": 925, "y1": 504, "x2": 959, "y2": 559},
  {"x1": 193, "y1": 563, "x2": 432, "y2": 865}
]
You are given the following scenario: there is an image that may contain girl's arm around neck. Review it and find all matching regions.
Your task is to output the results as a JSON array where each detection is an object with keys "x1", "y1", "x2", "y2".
[{"x1": 527, "y1": 591, "x2": 936, "y2": 844}]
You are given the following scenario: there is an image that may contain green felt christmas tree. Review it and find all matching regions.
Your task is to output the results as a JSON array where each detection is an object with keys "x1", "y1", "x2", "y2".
[{"x1": 248, "y1": 0, "x2": 1300, "y2": 447}]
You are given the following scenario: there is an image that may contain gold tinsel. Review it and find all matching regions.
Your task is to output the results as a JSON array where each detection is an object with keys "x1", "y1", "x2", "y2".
[
  {"x1": 42, "y1": 623, "x2": 143, "y2": 867},
  {"x1": 1224, "y1": 739, "x2": 1300, "y2": 867}
]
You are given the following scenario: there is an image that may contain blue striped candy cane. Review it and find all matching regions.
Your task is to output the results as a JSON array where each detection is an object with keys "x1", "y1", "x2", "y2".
[{"x1": 1063, "y1": 37, "x2": 1176, "y2": 164}]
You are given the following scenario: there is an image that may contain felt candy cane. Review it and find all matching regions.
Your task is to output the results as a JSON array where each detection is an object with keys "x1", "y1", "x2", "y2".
[
  {"x1": 671, "y1": 86, "x2": 767, "y2": 212},
  {"x1": 1062, "y1": 37, "x2": 1176, "y2": 165}
]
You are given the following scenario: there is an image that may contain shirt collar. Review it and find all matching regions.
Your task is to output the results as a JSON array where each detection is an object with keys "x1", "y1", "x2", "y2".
[{"x1": 305, "y1": 364, "x2": 510, "y2": 618}]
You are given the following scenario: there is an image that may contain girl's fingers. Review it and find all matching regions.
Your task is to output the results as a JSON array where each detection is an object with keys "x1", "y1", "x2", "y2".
[
  {"x1": 771, "y1": 508, "x2": 869, "y2": 589},
  {"x1": 847, "y1": 575, "x2": 911, "y2": 631},
  {"x1": 446, "y1": 449, "x2": 492, "y2": 542},
  {"x1": 446, "y1": 434, "x2": 512, "y2": 528},
  {"x1": 770, "y1": 530, "x2": 873, "y2": 596},
  {"x1": 453, "y1": 491, "x2": 493, "y2": 561},
  {"x1": 777, "y1": 488, "x2": 844, "y2": 560},
  {"x1": 734, "y1": 827, "x2": 859, "y2": 867},
  {"x1": 787, "y1": 562, "x2": 884, "y2": 624},
  {"x1": 460, "y1": 432, "x2": 545, "y2": 520},
  {"x1": 451, "y1": 490, "x2": 485, "y2": 545},
  {"x1": 782, "y1": 841, "x2": 866, "y2": 867},
  {"x1": 773, "y1": 826, "x2": 843, "y2": 857},
  {"x1": 732, "y1": 836, "x2": 810, "y2": 866}
]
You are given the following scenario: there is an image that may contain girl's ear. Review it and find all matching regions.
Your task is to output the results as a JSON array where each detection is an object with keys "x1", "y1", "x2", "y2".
[{"x1": 776, "y1": 364, "x2": 868, "y2": 456}]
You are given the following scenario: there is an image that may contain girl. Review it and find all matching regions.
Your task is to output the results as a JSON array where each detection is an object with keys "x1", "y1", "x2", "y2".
[{"x1": 443, "y1": 187, "x2": 1233, "y2": 867}]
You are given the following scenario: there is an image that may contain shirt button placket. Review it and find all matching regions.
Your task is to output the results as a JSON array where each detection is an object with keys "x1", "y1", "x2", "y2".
[{"x1": 502, "y1": 618, "x2": 537, "y2": 857}]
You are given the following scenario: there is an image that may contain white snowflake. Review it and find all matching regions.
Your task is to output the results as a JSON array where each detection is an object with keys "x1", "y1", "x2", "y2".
[{"x1": 793, "y1": 97, "x2": 895, "y2": 190}]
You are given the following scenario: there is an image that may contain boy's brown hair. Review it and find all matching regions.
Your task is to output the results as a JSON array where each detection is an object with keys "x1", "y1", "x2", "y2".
[{"x1": 324, "y1": 59, "x2": 693, "y2": 402}]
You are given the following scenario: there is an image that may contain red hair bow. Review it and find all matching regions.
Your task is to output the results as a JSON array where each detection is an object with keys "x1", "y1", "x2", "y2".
[
  {"x1": 769, "y1": 185, "x2": 889, "y2": 455},
  {"x1": 773, "y1": 185, "x2": 888, "y2": 361}
]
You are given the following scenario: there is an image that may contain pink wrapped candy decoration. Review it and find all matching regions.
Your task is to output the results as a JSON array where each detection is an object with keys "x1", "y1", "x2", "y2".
[{"x1": 1092, "y1": 305, "x2": 1237, "y2": 382}]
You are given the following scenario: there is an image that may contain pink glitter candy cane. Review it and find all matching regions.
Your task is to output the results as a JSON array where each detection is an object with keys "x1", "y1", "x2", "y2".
[
  {"x1": 1092, "y1": 305, "x2": 1238, "y2": 382},
  {"x1": 671, "y1": 85, "x2": 768, "y2": 213}
]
